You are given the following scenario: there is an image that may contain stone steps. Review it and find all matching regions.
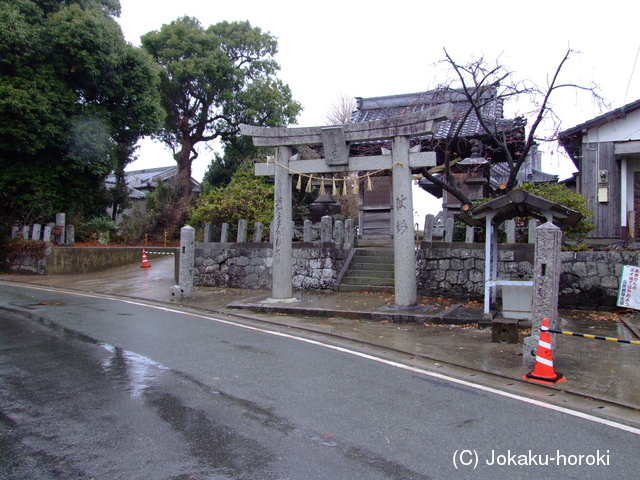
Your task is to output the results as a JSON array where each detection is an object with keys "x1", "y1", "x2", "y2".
[{"x1": 337, "y1": 248, "x2": 394, "y2": 293}]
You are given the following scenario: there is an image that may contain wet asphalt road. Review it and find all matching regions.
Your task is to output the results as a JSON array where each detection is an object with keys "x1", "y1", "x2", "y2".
[{"x1": 1, "y1": 283, "x2": 639, "y2": 479}]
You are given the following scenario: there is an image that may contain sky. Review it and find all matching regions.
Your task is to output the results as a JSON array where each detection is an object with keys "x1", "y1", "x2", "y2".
[{"x1": 116, "y1": 0, "x2": 640, "y2": 219}]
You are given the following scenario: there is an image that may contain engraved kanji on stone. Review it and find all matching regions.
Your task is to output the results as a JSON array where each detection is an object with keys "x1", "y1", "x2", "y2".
[{"x1": 396, "y1": 219, "x2": 409, "y2": 235}]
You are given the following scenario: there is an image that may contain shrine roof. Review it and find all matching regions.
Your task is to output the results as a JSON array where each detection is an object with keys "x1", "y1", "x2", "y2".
[
  {"x1": 455, "y1": 189, "x2": 582, "y2": 228},
  {"x1": 351, "y1": 87, "x2": 525, "y2": 139}
]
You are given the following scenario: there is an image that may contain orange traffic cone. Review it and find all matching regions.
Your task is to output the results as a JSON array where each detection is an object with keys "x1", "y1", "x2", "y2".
[
  {"x1": 522, "y1": 318, "x2": 565, "y2": 385},
  {"x1": 140, "y1": 249, "x2": 151, "y2": 268}
]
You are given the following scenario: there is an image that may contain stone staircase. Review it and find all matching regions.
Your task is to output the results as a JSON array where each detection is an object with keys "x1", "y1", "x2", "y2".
[{"x1": 337, "y1": 248, "x2": 394, "y2": 293}]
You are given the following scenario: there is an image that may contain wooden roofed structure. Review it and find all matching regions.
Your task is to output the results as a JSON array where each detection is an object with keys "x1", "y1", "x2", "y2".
[{"x1": 456, "y1": 189, "x2": 582, "y2": 315}]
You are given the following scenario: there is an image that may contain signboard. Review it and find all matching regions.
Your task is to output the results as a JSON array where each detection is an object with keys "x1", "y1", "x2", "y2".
[{"x1": 617, "y1": 265, "x2": 640, "y2": 309}]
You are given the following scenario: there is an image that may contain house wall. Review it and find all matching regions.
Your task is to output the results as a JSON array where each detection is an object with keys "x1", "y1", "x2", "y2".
[
  {"x1": 580, "y1": 141, "x2": 620, "y2": 239},
  {"x1": 579, "y1": 109, "x2": 640, "y2": 240},
  {"x1": 584, "y1": 108, "x2": 640, "y2": 143}
]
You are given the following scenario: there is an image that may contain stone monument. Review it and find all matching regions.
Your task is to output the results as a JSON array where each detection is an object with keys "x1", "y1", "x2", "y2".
[{"x1": 523, "y1": 222, "x2": 562, "y2": 367}]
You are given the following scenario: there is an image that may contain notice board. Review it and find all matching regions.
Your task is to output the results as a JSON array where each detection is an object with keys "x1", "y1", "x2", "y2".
[{"x1": 617, "y1": 265, "x2": 640, "y2": 309}]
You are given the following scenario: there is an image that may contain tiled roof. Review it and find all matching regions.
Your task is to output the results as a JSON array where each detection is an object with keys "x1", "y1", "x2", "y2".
[
  {"x1": 490, "y1": 165, "x2": 558, "y2": 189},
  {"x1": 351, "y1": 87, "x2": 523, "y2": 139},
  {"x1": 125, "y1": 166, "x2": 179, "y2": 190},
  {"x1": 105, "y1": 166, "x2": 200, "y2": 198}
]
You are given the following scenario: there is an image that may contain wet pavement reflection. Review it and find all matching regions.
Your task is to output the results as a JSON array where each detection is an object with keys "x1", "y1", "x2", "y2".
[
  {"x1": 3, "y1": 254, "x2": 640, "y2": 412},
  {"x1": 0, "y1": 305, "x2": 308, "y2": 479}
]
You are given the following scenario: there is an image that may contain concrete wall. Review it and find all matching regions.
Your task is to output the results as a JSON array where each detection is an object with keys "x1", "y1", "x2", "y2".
[
  {"x1": 4, "y1": 245, "x2": 178, "y2": 276},
  {"x1": 194, "y1": 242, "x2": 348, "y2": 291}
]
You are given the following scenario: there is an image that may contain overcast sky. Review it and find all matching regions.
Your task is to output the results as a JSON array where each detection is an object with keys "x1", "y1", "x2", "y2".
[{"x1": 116, "y1": 0, "x2": 640, "y2": 216}]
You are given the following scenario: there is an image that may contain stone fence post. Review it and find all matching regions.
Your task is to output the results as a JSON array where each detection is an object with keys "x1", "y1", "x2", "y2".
[
  {"x1": 221, "y1": 223, "x2": 229, "y2": 243},
  {"x1": 528, "y1": 219, "x2": 539, "y2": 243},
  {"x1": 345, "y1": 219, "x2": 355, "y2": 246},
  {"x1": 443, "y1": 218, "x2": 454, "y2": 243},
  {"x1": 423, "y1": 214, "x2": 435, "y2": 241},
  {"x1": 170, "y1": 225, "x2": 195, "y2": 300},
  {"x1": 303, "y1": 220, "x2": 312, "y2": 242},
  {"x1": 65, "y1": 225, "x2": 75, "y2": 246},
  {"x1": 465, "y1": 226, "x2": 474, "y2": 243},
  {"x1": 253, "y1": 222, "x2": 263, "y2": 242},
  {"x1": 320, "y1": 216, "x2": 332, "y2": 242},
  {"x1": 505, "y1": 219, "x2": 516, "y2": 244},
  {"x1": 43, "y1": 225, "x2": 52, "y2": 242},
  {"x1": 335, "y1": 220, "x2": 344, "y2": 244},
  {"x1": 31, "y1": 224, "x2": 41, "y2": 241},
  {"x1": 237, "y1": 219, "x2": 247, "y2": 243},
  {"x1": 55, "y1": 213, "x2": 66, "y2": 245}
]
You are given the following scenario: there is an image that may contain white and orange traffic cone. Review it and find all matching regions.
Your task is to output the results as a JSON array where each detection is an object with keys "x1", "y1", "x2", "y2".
[
  {"x1": 140, "y1": 249, "x2": 151, "y2": 268},
  {"x1": 522, "y1": 318, "x2": 565, "y2": 385}
]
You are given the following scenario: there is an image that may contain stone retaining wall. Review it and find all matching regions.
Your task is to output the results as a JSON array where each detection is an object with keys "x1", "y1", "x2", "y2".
[
  {"x1": 5, "y1": 239, "x2": 637, "y2": 311},
  {"x1": 194, "y1": 242, "x2": 348, "y2": 291},
  {"x1": 417, "y1": 242, "x2": 638, "y2": 310},
  {"x1": 416, "y1": 242, "x2": 535, "y2": 299},
  {"x1": 558, "y1": 250, "x2": 639, "y2": 310}
]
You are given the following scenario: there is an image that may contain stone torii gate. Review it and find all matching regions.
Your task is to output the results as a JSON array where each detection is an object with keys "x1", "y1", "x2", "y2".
[{"x1": 240, "y1": 104, "x2": 453, "y2": 307}]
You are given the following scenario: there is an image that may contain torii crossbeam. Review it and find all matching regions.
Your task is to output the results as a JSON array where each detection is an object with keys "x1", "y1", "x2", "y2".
[{"x1": 240, "y1": 104, "x2": 453, "y2": 307}]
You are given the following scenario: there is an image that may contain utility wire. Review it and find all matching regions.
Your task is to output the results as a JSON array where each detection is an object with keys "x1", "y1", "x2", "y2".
[{"x1": 624, "y1": 44, "x2": 640, "y2": 105}]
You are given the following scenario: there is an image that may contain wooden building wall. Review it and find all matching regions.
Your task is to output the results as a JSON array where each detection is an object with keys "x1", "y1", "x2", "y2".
[
  {"x1": 580, "y1": 142, "x2": 621, "y2": 239},
  {"x1": 359, "y1": 175, "x2": 392, "y2": 236}
]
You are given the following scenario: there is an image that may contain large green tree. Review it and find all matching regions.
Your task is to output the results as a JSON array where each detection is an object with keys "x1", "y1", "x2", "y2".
[
  {"x1": 189, "y1": 164, "x2": 274, "y2": 241},
  {"x1": 0, "y1": 0, "x2": 163, "y2": 230},
  {"x1": 141, "y1": 17, "x2": 301, "y2": 234}
]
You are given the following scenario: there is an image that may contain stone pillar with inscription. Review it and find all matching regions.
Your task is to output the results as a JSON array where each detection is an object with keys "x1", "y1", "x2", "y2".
[
  {"x1": 523, "y1": 222, "x2": 562, "y2": 367},
  {"x1": 170, "y1": 225, "x2": 195, "y2": 300},
  {"x1": 271, "y1": 145, "x2": 294, "y2": 300},
  {"x1": 392, "y1": 136, "x2": 417, "y2": 307}
]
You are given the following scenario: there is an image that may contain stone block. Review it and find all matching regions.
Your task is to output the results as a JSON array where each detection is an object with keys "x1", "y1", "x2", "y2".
[
  {"x1": 497, "y1": 250, "x2": 514, "y2": 262},
  {"x1": 469, "y1": 269, "x2": 483, "y2": 283},
  {"x1": 492, "y1": 320, "x2": 519, "y2": 344},
  {"x1": 236, "y1": 257, "x2": 250, "y2": 267},
  {"x1": 571, "y1": 262, "x2": 587, "y2": 277},
  {"x1": 450, "y1": 258, "x2": 464, "y2": 270}
]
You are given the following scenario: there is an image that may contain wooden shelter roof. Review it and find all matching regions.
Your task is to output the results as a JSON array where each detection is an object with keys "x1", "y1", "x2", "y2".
[{"x1": 455, "y1": 189, "x2": 582, "y2": 228}]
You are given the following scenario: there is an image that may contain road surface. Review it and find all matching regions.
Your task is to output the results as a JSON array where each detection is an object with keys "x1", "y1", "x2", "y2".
[{"x1": 1, "y1": 283, "x2": 638, "y2": 479}]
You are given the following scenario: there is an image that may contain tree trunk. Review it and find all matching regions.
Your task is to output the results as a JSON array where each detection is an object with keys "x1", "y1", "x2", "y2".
[{"x1": 165, "y1": 145, "x2": 194, "y2": 237}]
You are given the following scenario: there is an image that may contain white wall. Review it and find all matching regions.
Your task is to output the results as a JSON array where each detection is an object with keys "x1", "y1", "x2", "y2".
[{"x1": 585, "y1": 108, "x2": 640, "y2": 143}]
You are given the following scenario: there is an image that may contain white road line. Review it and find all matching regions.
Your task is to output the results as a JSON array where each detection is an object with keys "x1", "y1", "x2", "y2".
[{"x1": 5, "y1": 282, "x2": 640, "y2": 436}]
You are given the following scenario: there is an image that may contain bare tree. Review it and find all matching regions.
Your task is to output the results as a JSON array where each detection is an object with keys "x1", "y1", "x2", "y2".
[
  {"x1": 420, "y1": 48, "x2": 602, "y2": 209},
  {"x1": 324, "y1": 93, "x2": 357, "y2": 125}
]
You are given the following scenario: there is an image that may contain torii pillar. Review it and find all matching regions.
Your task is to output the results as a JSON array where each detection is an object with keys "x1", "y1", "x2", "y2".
[
  {"x1": 272, "y1": 144, "x2": 294, "y2": 300},
  {"x1": 391, "y1": 136, "x2": 417, "y2": 306},
  {"x1": 240, "y1": 104, "x2": 453, "y2": 306}
]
